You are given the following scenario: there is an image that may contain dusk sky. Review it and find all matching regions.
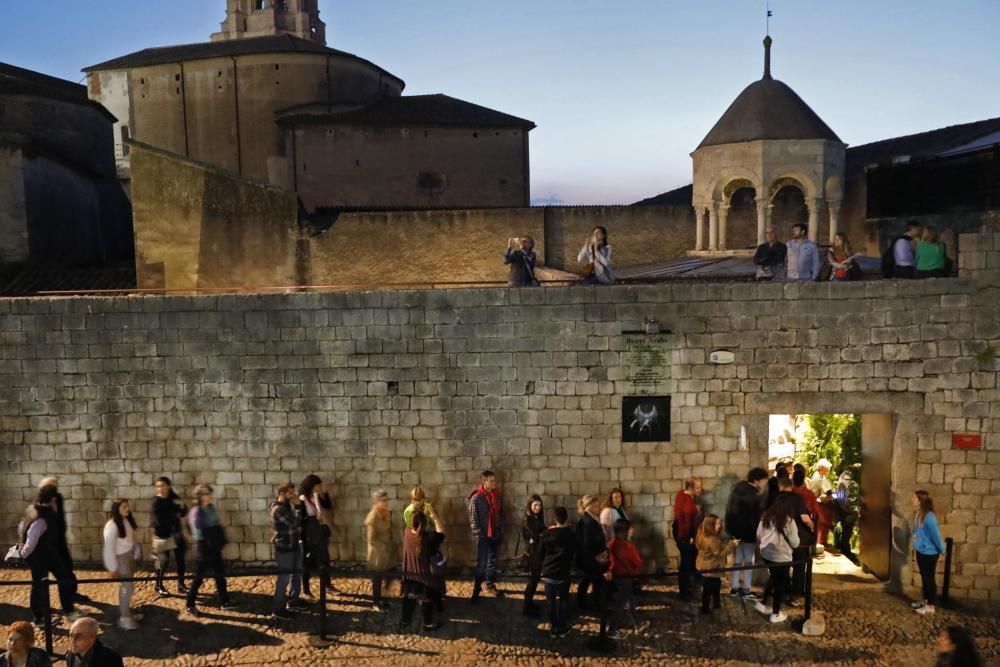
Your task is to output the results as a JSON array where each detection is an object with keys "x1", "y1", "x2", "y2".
[{"x1": 3, "y1": 1, "x2": 998, "y2": 204}]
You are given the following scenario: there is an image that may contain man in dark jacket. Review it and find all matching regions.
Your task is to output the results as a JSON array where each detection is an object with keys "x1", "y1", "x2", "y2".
[
  {"x1": 538, "y1": 507, "x2": 577, "y2": 638},
  {"x1": 66, "y1": 617, "x2": 124, "y2": 667},
  {"x1": 270, "y1": 482, "x2": 309, "y2": 619},
  {"x1": 38, "y1": 476, "x2": 86, "y2": 603},
  {"x1": 753, "y1": 227, "x2": 787, "y2": 281},
  {"x1": 724, "y1": 467, "x2": 769, "y2": 598}
]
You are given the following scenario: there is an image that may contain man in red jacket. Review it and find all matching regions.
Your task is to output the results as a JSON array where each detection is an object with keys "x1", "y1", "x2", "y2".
[
  {"x1": 605, "y1": 519, "x2": 646, "y2": 638},
  {"x1": 673, "y1": 477, "x2": 702, "y2": 601}
]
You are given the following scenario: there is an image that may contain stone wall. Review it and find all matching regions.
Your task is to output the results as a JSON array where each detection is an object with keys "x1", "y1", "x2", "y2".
[
  {"x1": 128, "y1": 145, "x2": 694, "y2": 289},
  {"x1": 130, "y1": 141, "x2": 299, "y2": 291},
  {"x1": 3, "y1": 233, "x2": 997, "y2": 600}
]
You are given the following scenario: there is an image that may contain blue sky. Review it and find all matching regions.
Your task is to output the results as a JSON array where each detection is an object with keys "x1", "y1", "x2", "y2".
[{"x1": 3, "y1": 1, "x2": 998, "y2": 204}]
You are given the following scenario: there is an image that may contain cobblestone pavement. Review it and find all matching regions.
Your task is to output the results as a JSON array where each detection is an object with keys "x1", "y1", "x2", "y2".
[{"x1": 0, "y1": 567, "x2": 997, "y2": 666}]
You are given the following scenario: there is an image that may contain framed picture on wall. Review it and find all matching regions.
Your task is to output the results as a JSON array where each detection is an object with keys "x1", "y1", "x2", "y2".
[{"x1": 622, "y1": 395, "x2": 671, "y2": 442}]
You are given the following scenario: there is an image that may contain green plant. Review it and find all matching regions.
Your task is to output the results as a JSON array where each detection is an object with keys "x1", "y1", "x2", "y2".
[{"x1": 796, "y1": 414, "x2": 861, "y2": 474}]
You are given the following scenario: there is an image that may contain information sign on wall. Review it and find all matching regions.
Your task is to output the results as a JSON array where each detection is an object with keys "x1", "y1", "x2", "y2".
[{"x1": 624, "y1": 333, "x2": 674, "y2": 395}]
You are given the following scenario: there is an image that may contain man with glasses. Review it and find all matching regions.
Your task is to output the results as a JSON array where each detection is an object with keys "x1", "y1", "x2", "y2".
[{"x1": 66, "y1": 617, "x2": 124, "y2": 667}]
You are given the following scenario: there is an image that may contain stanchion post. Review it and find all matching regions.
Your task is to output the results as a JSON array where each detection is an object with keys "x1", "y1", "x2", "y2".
[
  {"x1": 319, "y1": 563, "x2": 328, "y2": 640},
  {"x1": 941, "y1": 537, "x2": 954, "y2": 607},
  {"x1": 803, "y1": 557, "x2": 813, "y2": 622},
  {"x1": 43, "y1": 578, "x2": 54, "y2": 657}
]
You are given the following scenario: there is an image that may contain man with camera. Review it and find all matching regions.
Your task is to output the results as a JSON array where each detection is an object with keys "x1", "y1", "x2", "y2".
[{"x1": 504, "y1": 236, "x2": 540, "y2": 287}]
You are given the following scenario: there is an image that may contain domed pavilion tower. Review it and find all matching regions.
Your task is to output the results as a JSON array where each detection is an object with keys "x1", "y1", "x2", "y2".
[{"x1": 691, "y1": 36, "x2": 846, "y2": 250}]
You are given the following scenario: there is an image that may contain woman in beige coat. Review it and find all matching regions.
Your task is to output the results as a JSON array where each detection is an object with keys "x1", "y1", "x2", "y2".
[{"x1": 365, "y1": 488, "x2": 393, "y2": 611}]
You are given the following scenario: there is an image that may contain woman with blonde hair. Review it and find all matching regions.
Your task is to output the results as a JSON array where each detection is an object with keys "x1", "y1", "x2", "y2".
[
  {"x1": 827, "y1": 232, "x2": 860, "y2": 281},
  {"x1": 402, "y1": 486, "x2": 442, "y2": 534},
  {"x1": 575, "y1": 494, "x2": 608, "y2": 610},
  {"x1": 365, "y1": 488, "x2": 393, "y2": 611},
  {"x1": 916, "y1": 225, "x2": 949, "y2": 278},
  {"x1": 912, "y1": 489, "x2": 946, "y2": 615},
  {"x1": 599, "y1": 488, "x2": 629, "y2": 543}
]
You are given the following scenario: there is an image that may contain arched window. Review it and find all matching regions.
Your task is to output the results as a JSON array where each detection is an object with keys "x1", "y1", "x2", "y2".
[{"x1": 254, "y1": 0, "x2": 266, "y2": 9}]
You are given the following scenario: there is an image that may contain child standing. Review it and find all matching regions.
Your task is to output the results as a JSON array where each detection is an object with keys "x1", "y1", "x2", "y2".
[
  {"x1": 695, "y1": 513, "x2": 738, "y2": 615},
  {"x1": 606, "y1": 519, "x2": 644, "y2": 638}
]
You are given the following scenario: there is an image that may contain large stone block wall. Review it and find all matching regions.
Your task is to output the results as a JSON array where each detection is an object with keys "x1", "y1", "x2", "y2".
[
  {"x1": 2, "y1": 234, "x2": 998, "y2": 600},
  {"x1": 127, "y1": 143, "x2": 696, "y2": 290}
]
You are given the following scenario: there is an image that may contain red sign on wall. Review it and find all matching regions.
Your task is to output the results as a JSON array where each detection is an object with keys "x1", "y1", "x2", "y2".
[{"x1": 952, "y1": 434, "x2": 983, "y2": 450}]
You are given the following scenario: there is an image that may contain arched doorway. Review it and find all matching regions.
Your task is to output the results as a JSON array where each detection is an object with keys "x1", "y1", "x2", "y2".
[{"x1": 769, "y1": 179, "x2": 808, "y2": 241}]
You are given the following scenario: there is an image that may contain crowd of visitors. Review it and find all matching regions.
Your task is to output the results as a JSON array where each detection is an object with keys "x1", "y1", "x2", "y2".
[
  {"x1": 3, "y1": 465, "x2": 958, "y2": 659},
  {"x1": 753, "y1": 220, "x2": 953, "y2": 282}
]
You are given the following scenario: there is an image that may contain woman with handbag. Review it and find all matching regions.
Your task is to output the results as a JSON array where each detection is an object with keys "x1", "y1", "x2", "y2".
[
  {"x1": 151, "y1": 476, "x2": 188, "y2": 596},
  {"x1": 520, "y1": 495, "x2": 546, "y2": 617},
  {"x1": 102, "y1": 498, "x2": 141, "y2": 630},
  {"x1": 399, "y1": 511, "x2": 446, "y2": 633},
  {"x1": 575, "y1": 495, "x2": 609, "y2": 611},
  {"x1": 577, "y1": 226, "x2": 614, "y2": 285}
]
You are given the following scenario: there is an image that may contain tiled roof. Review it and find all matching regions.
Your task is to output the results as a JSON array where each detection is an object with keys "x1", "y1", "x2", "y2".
[
  {"x1": 845, "y1": 116, "x2": 1000, "y2": 176},
  {"x1": 632, "y1": 184, "x2": 693, "y2": 207},
  {"x1": 83, "y1": 34, "x2": 403, "y2": 85},
  {"x1": 0, "y1": 265, "x2": 136, "y2": 297},
  {"x1": 276, "y1": 94, "x2": 535, "y2": 129},
  {"x1": 0, "y1": 61, "x2": 115, "y2": 120},
  {"x1": 697, "y1": 78, "x2": 842, "y2": 149}
]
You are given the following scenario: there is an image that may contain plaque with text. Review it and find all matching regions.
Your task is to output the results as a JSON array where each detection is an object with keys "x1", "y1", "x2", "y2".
[{"x1": 625, "y1": 333, "x2": 673, "y2": 395}]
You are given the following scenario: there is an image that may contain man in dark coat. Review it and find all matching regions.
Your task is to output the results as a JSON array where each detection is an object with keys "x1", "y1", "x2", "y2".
[
  {"x1": 724, "y1": 467, "x2": 769, "y2": 598},
  {"x1": 538, "y1": 507, "x2": 577, "y2": 638},
  {"x1": 66, "y1": 617, "x2": 124, "y2": 667}
]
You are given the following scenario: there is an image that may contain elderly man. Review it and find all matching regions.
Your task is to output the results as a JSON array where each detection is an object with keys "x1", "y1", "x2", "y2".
[
  {"x1": 66, "y1": 617, "x2": 124, "y2": 667},
  {"x1": 808, "y1": 459, "x2": 836, "y2": 554}
]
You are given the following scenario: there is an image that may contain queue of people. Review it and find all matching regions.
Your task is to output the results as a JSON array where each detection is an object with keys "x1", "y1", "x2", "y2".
[{"x1": 6, "y1": 466, "x2": 955, "y2": 657}]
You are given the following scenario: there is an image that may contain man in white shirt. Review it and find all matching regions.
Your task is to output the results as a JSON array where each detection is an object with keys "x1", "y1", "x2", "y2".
[{"x1": 785, "y1": 223, "x2": 821, "y2": 281}]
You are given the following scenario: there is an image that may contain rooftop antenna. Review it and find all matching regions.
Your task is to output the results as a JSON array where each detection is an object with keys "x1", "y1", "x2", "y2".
[{"x1": 763, "y1": 2, "x2": 774, "y2": 80}]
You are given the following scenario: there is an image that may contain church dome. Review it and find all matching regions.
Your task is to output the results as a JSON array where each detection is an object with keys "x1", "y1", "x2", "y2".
[{"x1": 697, "y1": 37, "x2": 841, "y2": 149}]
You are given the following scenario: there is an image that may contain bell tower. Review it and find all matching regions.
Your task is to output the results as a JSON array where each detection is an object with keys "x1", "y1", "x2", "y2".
[{"x1": 211, "y1": 0, "x2": 326, "y2": 45}]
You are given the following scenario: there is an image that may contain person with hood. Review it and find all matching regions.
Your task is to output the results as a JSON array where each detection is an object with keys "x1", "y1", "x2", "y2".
[
  {"x1": 467, "y1": 470, "x2": 504, "y2": 602},
  {"x1": 724, "y1": 467, "x2": 769, "y2": 598}
]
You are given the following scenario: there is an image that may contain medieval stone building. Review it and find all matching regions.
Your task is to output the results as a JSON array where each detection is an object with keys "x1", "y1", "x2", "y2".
[
  {"x1": 0, "y1": 62, "x2": 133, "y2": 276},
  {"x1": 84, "y1": 0, "x2": 534, "y2": 209}
]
